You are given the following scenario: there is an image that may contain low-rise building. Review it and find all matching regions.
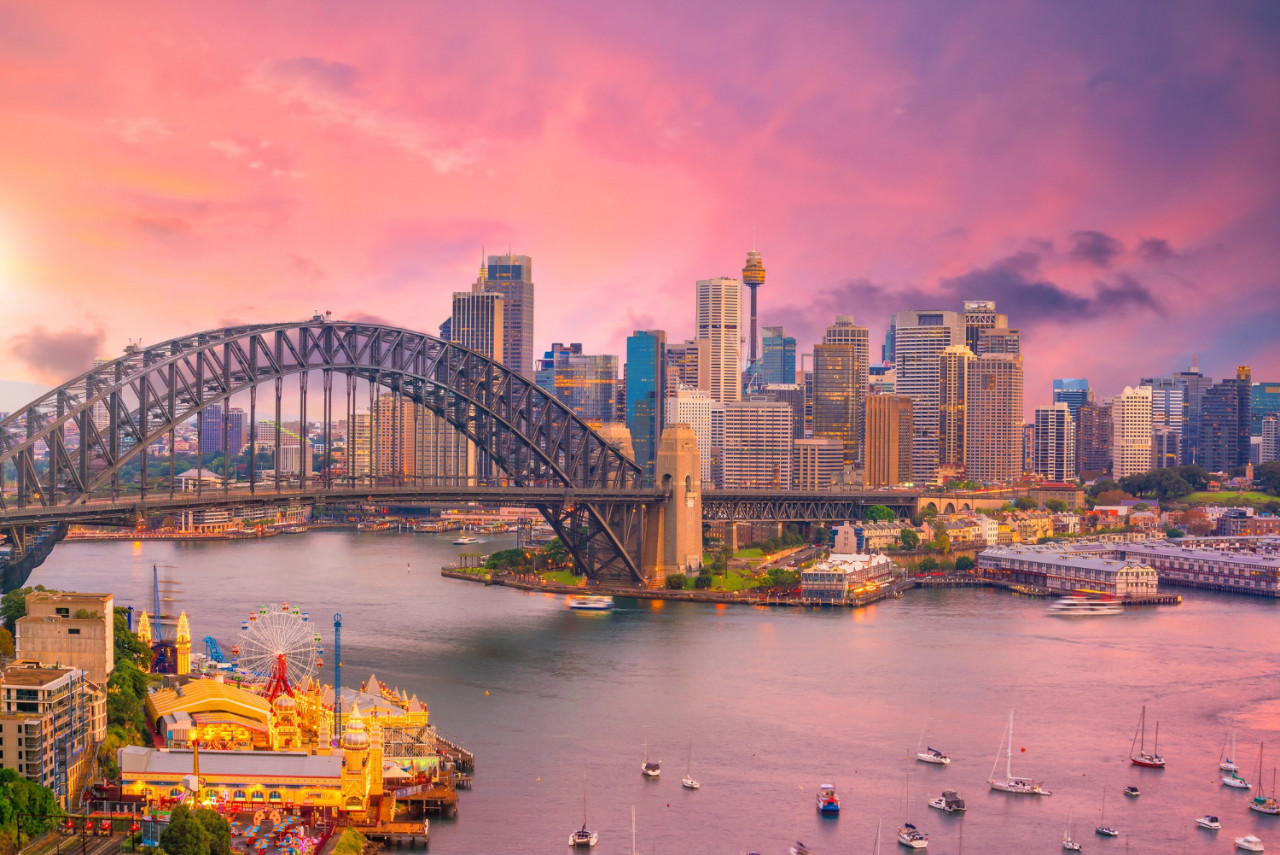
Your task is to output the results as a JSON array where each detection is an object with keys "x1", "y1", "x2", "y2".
[
  {"x1": 800, "y1": 552, "x2": 899, "y2": 603},
  {"x1": 977, "y1": 544, "x2": 1159, "y2": 597},
  {"x1": 15, "y1": 591, "x2": 114, "y2": 684},
  {"x1": 1052, "y1": 513, "x2": 1082, "y2": 535},
  {"x1": 1117, "y1": 542, "x2": 1280, "y2": 597}
]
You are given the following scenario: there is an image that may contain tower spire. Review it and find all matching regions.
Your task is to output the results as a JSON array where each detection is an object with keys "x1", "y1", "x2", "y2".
[{"x1": 742, "y1": 246, "x2": 766, "y2": 367}]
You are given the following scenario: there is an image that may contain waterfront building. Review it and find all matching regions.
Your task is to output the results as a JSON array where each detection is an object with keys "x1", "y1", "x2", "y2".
[
  {"x1": 535, "y1": 343, "x2": 618, "y2": 428},
  {"x1": 720, "y1": 400, "x2": 793, "y2": 488},
  {"x1": 476, "y1": 252, "x2": 535, "y2": 378},
  {"x1": 14, "y1": 591, "x2": 114, "y2": 684},
  {"x1": 0, "y1": 662, "x2": 107, "y2": 808},
  {"x1": 965, "y1": 353, "x2": 1024, "y2": 483},
  {"x1": 938, "y1": 345, "x2": 974, "y2": 475},
  {"x1": 792, "y1": 438, "x2": 843, "y2": 490},
  {"x1": 1033, "y1": 403, "x2": 1076, "y2": 482},
  {"x1": 977, "y1": 544, "x2": 1159, "y2": 597},
  {"x1": 1116, "y1": 541, "x2": 1280, "y2": 597},
  {"x1": 450, "y1": 289, "x2": 505, "y2": 360},
  {"x1": 1111, "y1": 386, "x2": 1154, "y2": 478},
  {"x1": 742, "y1": 248, "x2": 766, "y2": 368},
  {"x1": 1262, "y1": 414, "x2": 1279, "y2": 464},
  {"x1": 1200, "y1": 366, "x2": 1253, "y2": 472},
  {"x1": 666, "y1": 385, "x2": 723, "y2": 487},
  {"x1": 893, "y1": 309, "x2": 965, "y2": 480},
  {"x1": 800, "y1": 550, "x2": 898, "y2": 603},
  {"x1": 812, "y1": 316, "x2": 869, "y2": 469},
  {"x1": 863, "y1": 395, "x2": 913, "y2": 488},
  {"x1": 1076, "y1": 401, "x2": 1112, "y2": 480},
  {"x1": 746, "y1": 325, "x2": 796, "y2": 390},
  {"x1": 664, "y1": 338, "x2": 709, "y2": 396},
  {"x1": 625, "y1": 330, "x2": 667, "y2": 480},
  {"x1": 764, "y1": 383, "x2": 806, "y2": 439},
  {"x1": 695, "y1": 276, "x2": 742, "y2": 404},
  {"x1": 1052, "y1": 379, "x2": 1091, "y2": 420},
  {"x1": 1253, "y1": 381, "x2": 1280, "y2": 435}
]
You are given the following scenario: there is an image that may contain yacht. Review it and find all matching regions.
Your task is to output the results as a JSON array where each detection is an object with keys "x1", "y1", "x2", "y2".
[
  {"x1": 1249, "y1": 746, "x2": 1279, "y2": 815},
  {"x1": 927, "y1": 790, "x2": 966, "y2": 813},
  {"x1": 1235, "y1": 836, "x2": 1265, "y2": 852},
  {"x1": 1223, "y1": 771, "x2": 1253, "y2": 789},
  {"x1": 896, "y1": 822, "x2": 928, "y2": 849},
  {"x1": 568, "y1": 596, "x2": 615, "y2": 611},
  {"x1": 1062, "y1": 805, "x2": 1080, "y2": 851},
  {"x1": 1196, "y1": 815, "x2": 1221, "y2": 830},
  {"x1": 1128, "y1": 705, "x2": 1165, "y2": 768},
  {"x1": 1048, "y1": 595, "x2": 1123, "y2": 616},
  {"x1": 817, "y1": 784, "x2": 840, "y2": 815},
  {"x1": 641, "y1": 730, "x2": 661, "y2": 778},
  {"x1": 569, "y1": 775, "x2": 598, "y2": 848},
  {"x1": 916, "y1": 747, "x2": 950, "y2": 765},
  {"x1": 988, "y1": 711, "x2": 1051, "y2": 795}
]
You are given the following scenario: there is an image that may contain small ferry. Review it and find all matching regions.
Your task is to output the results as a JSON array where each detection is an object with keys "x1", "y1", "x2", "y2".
[
  {"x1": 1048, "y1": 595, "x2": 1123, "y2": 616},
  {"x1": 816, "y1": 784, "x2": 840, "y2": 815},
  {"x1": 452, "y1": 535, "x2": 480, "y2": 545},
  {"x1": 568, "y1": 596, "x2": 614, "y2": 612}
]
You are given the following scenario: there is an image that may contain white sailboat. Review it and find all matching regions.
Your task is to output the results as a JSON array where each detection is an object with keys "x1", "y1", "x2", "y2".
[
  {"x1": 681, "y1": 741, "x2": 700, "y2": 789},
  {"x1": 915, "y1": 706, "x2": 950, "y2": 765},
  {"x1": 897, "y1": 755, "x2": 929, "y2": 848},
  {"x1": 1062, "y1": 805, "x2": 1081, "y2": 851},
  {"x1": 641, "y1": 728, "x2": 660, "y2": 778},
  {"x1": 1095, "y1": 786, "x2": 1118, "y2": 837},
  {"x1": 988, "y1": 711, "x2": 1050, "y2": 795},
  {"x1": 1222, "y1": 729, "x2": 1241, "y2": 772},
  {"x1": 569, "y1": 774, "x2": 599, "y2": 847}
]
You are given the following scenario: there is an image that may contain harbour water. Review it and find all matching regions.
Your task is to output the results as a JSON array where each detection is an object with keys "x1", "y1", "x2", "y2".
[{"x1": 28, "y1": 531, "x2": 1280, "y2": 854}]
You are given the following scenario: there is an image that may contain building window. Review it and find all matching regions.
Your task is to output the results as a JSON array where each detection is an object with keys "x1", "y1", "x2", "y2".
[
  {"x1": 234, "y1": 790, "x2": 247, "y2": 800},
  {"x1": 69, "y1": 628, "x2": 81, "y2": 635},
  {"x1": 56, "y1": 607, "x2": 70, "y2": 617},
  {"x1": 268, "y1": 791, "x2": 282, "y2": 801}
]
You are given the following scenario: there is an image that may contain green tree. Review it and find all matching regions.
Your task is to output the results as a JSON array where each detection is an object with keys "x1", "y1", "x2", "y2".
[
  {"x1": 864, "y1": 505, "x2": 896, "y2": 522},
  {"x1": 899, "y1": 529, "x2": 920, "y2": 550},
  {"x1": 931, "y1": 521, "x2": 951, "y2": 554},
  {"x1": 2, "y1": 585, "x2": 54, "y2": 634},
  {"x1": 954, "y1": 555, "x2": 975, "y2": 571},
  {"x1": 0, "y1": 768, "x2": 63, "y2": 851},
  {"x1": 542, "y1": 537, "x2": 569, "y2": 566},
  {"x1": 114, "y1": 609, "x2": 154, "y2": 670},
  {"x1": 1164, "y1": 527, "x2": 1185, "y2": 539},
  {"x1": 1044, "y1": 499, "x2": 1068, "y2": 513},
  {"x1": 664, "y1": 574, "x2": 688, "y2": 590},
  {"x1": 193, "y1": 808, "x2": 231, "y2": 855},
  {"x1": 0, "y1": 626, "x2": 13, "y2": 659},
  {"x1": 160, "y1": 805, "x2": 211, "y2": 855},
  {"x1": 916, "y1": 557, "x2": 939, "y2": 572},
  {"x1": 1013, "y1": 496, "x2": 1038, "y2": 511}
]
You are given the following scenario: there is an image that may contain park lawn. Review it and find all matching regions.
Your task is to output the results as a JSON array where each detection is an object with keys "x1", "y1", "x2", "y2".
[
  {"x1": 710, "y1": 572, "x2": 759, "y2": 592},
  {"x1": 1182, "y1": 490, "x2": 1276, "y2": 507},
  {"x1": 735, "y1": 547, "x2": 765, "y2": 559},
  {"x1": 540, "y1": 569, "x2": 585, "y2": 585}
]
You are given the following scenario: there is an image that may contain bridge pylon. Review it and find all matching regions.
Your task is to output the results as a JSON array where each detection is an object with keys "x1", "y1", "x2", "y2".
[{"x1": 642, "y1": 425, "x2": 703, "y2": 585}]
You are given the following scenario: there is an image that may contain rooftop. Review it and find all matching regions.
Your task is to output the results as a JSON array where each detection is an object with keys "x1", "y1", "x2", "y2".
[
  {"x1": 119, "y1": 745, "x2": 342, "y2": 779},
  {"x1": 1, "y1": 663, "x2": 76, "y2": 687}
]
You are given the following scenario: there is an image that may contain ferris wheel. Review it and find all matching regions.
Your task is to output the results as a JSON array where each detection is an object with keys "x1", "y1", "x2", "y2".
[{"x1": 232, "y1": 603, "x2": 324, "y2": 686}]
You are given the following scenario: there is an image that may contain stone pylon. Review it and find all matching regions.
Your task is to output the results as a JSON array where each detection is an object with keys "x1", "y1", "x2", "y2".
[{"x1": 642, "y1": 424, "x2": 703, "y2": 584}]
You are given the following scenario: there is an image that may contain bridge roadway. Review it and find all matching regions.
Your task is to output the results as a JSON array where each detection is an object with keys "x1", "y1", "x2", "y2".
[{"x1": 0, "y1": 485, "x2": 919, "y2": 528}]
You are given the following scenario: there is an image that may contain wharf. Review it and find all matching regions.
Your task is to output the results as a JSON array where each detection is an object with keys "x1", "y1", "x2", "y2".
[{"x1": 353, "y1": 821, "x2": 428, "y2": 848}]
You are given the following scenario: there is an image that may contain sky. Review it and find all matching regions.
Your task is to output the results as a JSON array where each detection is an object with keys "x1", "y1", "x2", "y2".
[{"x1": 0, "y1": 0, "x2": 1278, "y2": 415}]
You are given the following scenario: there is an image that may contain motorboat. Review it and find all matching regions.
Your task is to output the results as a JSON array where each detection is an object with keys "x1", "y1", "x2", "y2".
[
  {"x1": 927, "y1": 790, "x2": 966, "y2": 813},
  {"x1": 817, "y1": 784, "x2": 840, "y2": 815},
  {"x1": 1235, "y1": 836, "x2": 1265, "y2": 852},
  {"x1": 1129, "y1": 705, "x2": 1166, "y2": 768},
  {"x1": 790, "y1": 844, "x2": 811, "y2": 855},
  {"x1": 988, "y1": 711, "x2": 1051, "y2": 795},
  {"x1": 916, "y1": 747, "x2": 950, "y2": 765},
  {"x1": 1124, "y1": 785, "x2": 1140, "y2": 797},
  {"x1": 568, "y1": 596, "x2": 615, "y2": 611},
  {"x1": 1048, "y1": 595, "x2": 1123, "y2": 616},
  {"x1": 452, "y1": 535, "x2": 480, "y2": 545},
  {"x1": 896, "y1": 822, "x2": 928, "y2": 849},
  {"x1": 1196, "y1": 815, "x2": 1221, "y2": 830},
  {"x1": 1095, "y1": 825, "x2": 1119, "y2": 837}
]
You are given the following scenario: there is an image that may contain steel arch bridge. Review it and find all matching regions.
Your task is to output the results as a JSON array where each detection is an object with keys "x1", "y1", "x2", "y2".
[{"x1": 0, "y1": 319, "x2": 661, "y2": 590}]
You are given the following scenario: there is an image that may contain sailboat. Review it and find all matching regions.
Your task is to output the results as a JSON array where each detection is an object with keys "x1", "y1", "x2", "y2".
[
  {"x1": 1129, "y1": 705, "x2": 1166, "y2": 768},
  {"x1": 569, "y1": 774, "x2": 599, "y2": 847},
  {"x1": 1249, "y1": 743, "x2": 1280, "y2": 815},
  {"x1": 915, "y1": 707, "x2": 951, "y2": 765},
  {"x1": 1062, "y1": 805, "x2": 1081, "y2": 851},
  {"x1": 631, "y1": 805, "x2": 637, "y2": 855},
  {"x1": 897, "y1": 755, "x2": 929, "y2": 849},
  {"x1": 1095, "y1": 786, "x2": 1119, "y2": 837},
  {"x1": 1222, "y1": 729, "x2": 1241, "y2": 773},
  {"x1": 988, "y1": 711, "x2": 1051, "y2": 795},
  {"x1": 641, "y1": 728, "x2": 660, "y2": 778},
  {"x1": 681, "y1": 741, "x2": 700, "y2": 789}
]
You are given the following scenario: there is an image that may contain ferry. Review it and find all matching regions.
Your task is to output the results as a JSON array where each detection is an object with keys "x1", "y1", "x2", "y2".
[
  {"x1": 568, "y1": 596, "x2": 615, "y2": 611},
  {"x1": 1048, "y1": 595, "x2": 1124, "y2": 616},
  {"x1": 452, "y1": 535, "x2": 480, "y2": 545},
  {"x1": 816, "y1": 784, "x2": 840, "y2": 815}
]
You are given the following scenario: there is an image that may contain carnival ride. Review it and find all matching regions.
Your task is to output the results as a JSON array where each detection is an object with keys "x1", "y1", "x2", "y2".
[{"x1": 232, "y1": 603, "x2": 324, "y2": 688}]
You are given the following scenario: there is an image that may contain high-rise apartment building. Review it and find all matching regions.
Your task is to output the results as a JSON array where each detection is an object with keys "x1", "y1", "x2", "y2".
[
  {"x1": 792, "y1": 438, "x2": 843, "y2": 490},
  {"x1": 938, "y1": 344, "x2": 974, "y2": 474},
  {"x1": 1075, "y1": 401, "x2": 1112, "y2": 480},
  {"x1": 695, "y1": 277, "x2": 743, "y2": 404},
  {"x1": 1147, "y1": 381, "x2": 1185, "y2": 469},
  {"x1": 964, "y1": 353, "x2": 1024, "y2": 482},
  {"x1": 720, "y1": 400, "x2": 794, "y2": 488},
  {"x1": 812, "y1": 316, "x2": 869, "y2": 468},
  {"x1": 976, "y1": 325, "x2": 1021, "y2": 356},
  {"x1": 665, "y1": 339, "x2": 710, "y2": 397},
  {"x1": 1158, "y1": 358, "x2": 1213, "y2": 465},
  {"x1": 746, "y1": 326, "x2": 796, "y2": 389},
  {"x1": 450, "y1": 290, "x2": 505, "y2": 360},
  {"x1": 1033, "y1": 403, "x2": 1076, "y2": 482},
  {"x1": 474, "y1": 252, "x2": 535, "y2": 377},
  {"x1": 1252, "y1": 381, "x2": 1280, "y2": 436},
  {"x1": 666, "y1": 385, "x2": 723, "y2": 488},
  {"x1": 869, "y1": 365, "x2": 896, "y2": 395},
  {"x1": 1262, "y1": 414, "x2": 1279, "y2": 464},
  {"x1": 881, "y1": 316, "x2": 896, "y2": 365},
  {"x1": 894, "y1": 310, "x2": 965, "y2": 481},
  {"x1": 1052, "y1": 379, "x2": 1091, "y2": 420},
  {"x1": 535, "y1": 343, "x2": 618, "y2": 428},
  {"x1": 764, "y1": 384, "x2": 806, "y2": 440},
  {"x1": 863, "y1": 395, "x2": 913, "y2": 488},
  {"x1": 1111, "y1": 386, "x2": 1154, "y2": 478},
  {"x1": 625, "y1": 330, "x2": 667, "y2": 480},
  {"x1": 1200, "y1": 366, "x2": 1252, "y2": 472},
  {"x1": 963, "y1": 300, "x2": 1005, "y2": 353},
  {"x1": 198, "y1": 404, "x2": 246, "y2": 455}
]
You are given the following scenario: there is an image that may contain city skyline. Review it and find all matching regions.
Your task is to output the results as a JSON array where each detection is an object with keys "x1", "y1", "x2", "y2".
[{"x1": 0, "y1": 2, "x2": 1276, "y2": 411}]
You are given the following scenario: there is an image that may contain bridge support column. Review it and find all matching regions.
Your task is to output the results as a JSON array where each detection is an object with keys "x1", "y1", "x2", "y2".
[{"x1": 642, "y1": 425, "x2": 703, "y2": 585}]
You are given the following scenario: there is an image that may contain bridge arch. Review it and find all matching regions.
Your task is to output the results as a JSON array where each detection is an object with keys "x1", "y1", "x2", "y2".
[{"x1": 0, "y1": 320, "x2": 652, "y2": 585}]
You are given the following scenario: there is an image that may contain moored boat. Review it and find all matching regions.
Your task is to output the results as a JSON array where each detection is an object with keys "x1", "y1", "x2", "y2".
[
  {"x1": 641, "y1": 731, "x2": 661, "y2": 778},
  {"x1": 817, "y1": 784, "x2": 840, "y2": 814},
  {"x1": 1124, "y1": 785, "x2": 1140, "y2": 797},
  {"x1": 1129, "y1": 705, "x2": 1165, "y2": 768},
  {"x1": 1235, "y1": 835, "x2": 1265, "y2": 852},
  {"x1": 1223, "y1": 729, "x2": 1241, "y2": 772},
  {"x1": 896, "y1": 822, "x2": 928, "y2": 849},
  {"x1": 916, "y1": 747, "x2": 950, "y2": 765},
  {"x1": 1197, "y1": 815, "x2": 1221, "y2": 830},
  {"x1": 1223, "y1": 771, "x2": 1253, "y2": 789},
  {"x1": 1095, "y1": 786, "x2": 1118, "y2": 837},
  {"x1": 1249, "y1": 744, "x2": 1279, "y2": 815},
  {"x1": 569, "y1": 774, "x2": 598, "y2": 847},
  {"x1": 1062, "y1": 804, "x2": 1080, "y2": 851},
  {"x1": 988, "y1": 711, "x2": 1051, "y2": 795},
  {"x1": 927, "y1": 790, "x2": 966, "y2": 813}
]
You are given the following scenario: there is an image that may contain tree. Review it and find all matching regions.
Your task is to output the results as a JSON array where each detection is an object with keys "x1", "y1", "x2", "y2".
[
  {"x1": 1095, "y1": 489, "x2": 1132, "y2": 506},
  {"x1": 931, "y1": 521, "x2": 950, "y2": 554},
  {"x1": 193, "y1": 808, "x2": 231, "y2": 855},
  {"x1": 1164, "y1": 527, "x2": 1185, "y2": 539},
  {"x1": 161, "y1": 805, "x2": 212, "y2": 855},
  {"x1": 1044, "y1": 499, "x2": 1068, "y2": 513},
  {"x1": 1013, "y1": 496, "x2": 1038, "y2": 511},
  {"x1": 2, "y1": 585, "x2": 54, "y2": 634},
  {"x1": 954, "y1": 555, "x2": 975, "y2": 571},
  {"x1": 916, "y1": 557, "x2": 939, "y2": 572},
  {"x1": 115, "y1": 608, "x2": 154, "y2": 671},
  {"x1": 0, "y1": 767, "x2": 62, "y2": 851},
  {"x1": 664, "y1": 575, "x2": 688, "y2": 590},
  {"x1": 1254, "y1": 461, "x2": 1280, "y2": 495},
  {"x1": 899, "y1": 529, "x2": 920, "y2": 550},
  {"x1": 542, "y1": 537, "x2": 569, "y2": 566},
  {"x1": 864, "y1": 505, "x2": 896, "y2": 522},
  {"x1": 0, "y1": 626, "x2": 13, "y2": 659}
]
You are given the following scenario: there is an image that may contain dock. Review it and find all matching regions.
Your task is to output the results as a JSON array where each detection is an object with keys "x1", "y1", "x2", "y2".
[{"x1": 355, "y1": 821, "x2": 429, "y2": 848}]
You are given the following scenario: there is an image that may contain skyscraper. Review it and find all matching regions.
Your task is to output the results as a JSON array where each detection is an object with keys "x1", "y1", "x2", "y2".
[
  {"x1": 1261, "y1": 414, "x2": 1279, "y2": 464},
  {"x1": 695, "y1": 277, "x2": 742, "y2": 404},
  {"x1": 746, "y1": 326, "x2": 796, "y2": 389},
  {"x1": 964, "y1": 353, "x2": 1024, "y2": 482},
  {"x1": 764, "y1": 383, "x2": 806, "y2": 440},
  {"x1": 742, "y1": 248, "x2": 766, "y2": 367},
  {"x1": 450, "y1": 290, "x2": 505, "y2": 360},
  {"x1": 812, "y1": 316, "x2": 870, "y2": 469},
  {"x1": 720, "y1": 400, "x2": 794, "y2": 488},
  {"x1": 1162, "y1": 358, "x2": 1214, "y2": 465},
  {"x1": 475, "y1": 252, "x2": 535, "y2": 378},
  {"x1": 963, "y1": 300, "x2": 1006, "y2": 353},
  {"x1": 893, "y1": 310, "x2": 965, "y2": 481},
  {"x1": 665, "y1": 339, "x2": 710, "y2": 396},
  {"x1": 535, "y1": 343, "x2": 618, "y2": 428},
  {"x1": 1252, "y1": 381, "x2": 1280, "y2": 435},
  {"x1": 1033, "y1": 403, "x2": 1076, "y2": 482},
  {"x1": 1076, "y1": 401, "x2": 1112, "y2": 480},
  {"x1": 1200, "y1": 366, "x2": 1253, "y2": 472},
  {"x1": 1052, "y1": 379, "x2": 1091, "y2": 420},
  {"x1": 625, "y1": 330, "x2": 667, "y2": 480},
  {"x1": 938, "y1": 344, "x2": 974, "y2": 475},
  {"x1": 666, "y1": 384, "x2": 722, "y2": 487},
  {"x1": 1111, "y1": 386, "x2": 1154, "y2": 478},
  {"x1": 863, "y1": 395, "x2": 913, "y2": 488},
  {"x1": 1147, "y1": 380, "x2": 1185, "y2": 469},
  {"x1": 198, "y1": 404, "x2": 246, "y2": 455}
]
